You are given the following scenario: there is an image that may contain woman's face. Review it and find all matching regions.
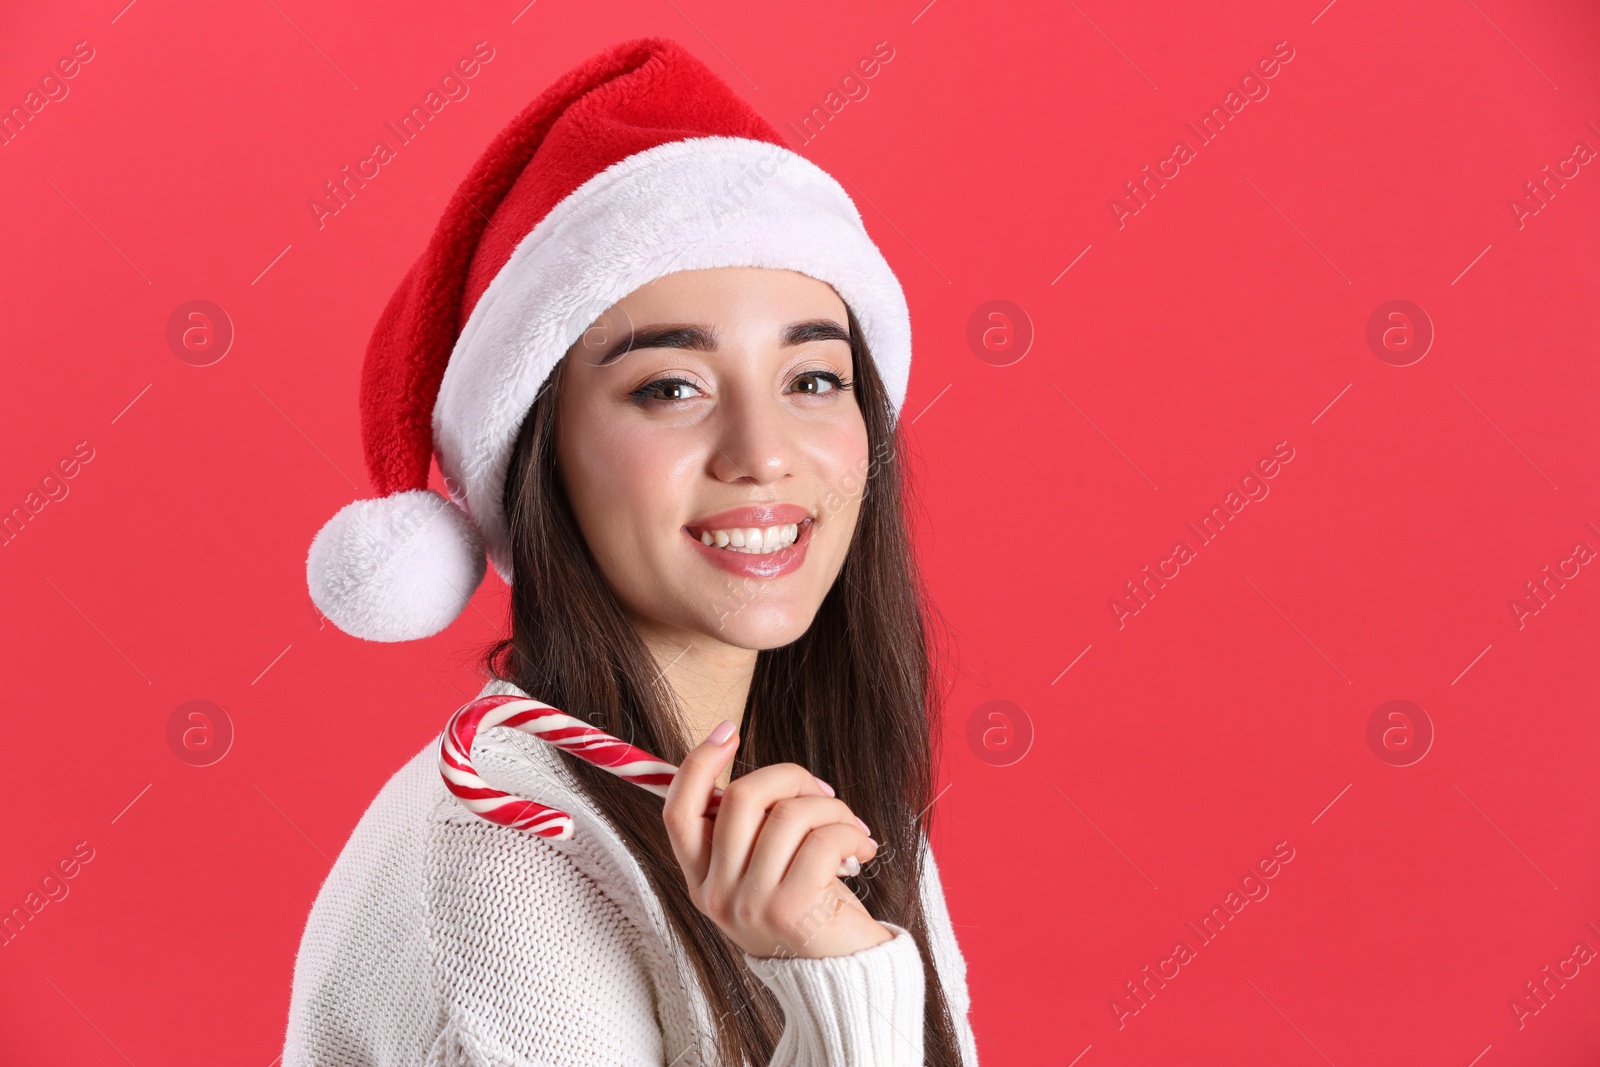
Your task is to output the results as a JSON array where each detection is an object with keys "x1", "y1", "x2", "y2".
[{"x1": 554, "y1": 267, "x2": 870, "y2": 655}]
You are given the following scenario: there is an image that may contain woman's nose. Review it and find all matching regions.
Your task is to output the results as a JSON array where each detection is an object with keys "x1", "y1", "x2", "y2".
[{"x1": 702, "y1": 387, "x2": 795, "y2": 485}]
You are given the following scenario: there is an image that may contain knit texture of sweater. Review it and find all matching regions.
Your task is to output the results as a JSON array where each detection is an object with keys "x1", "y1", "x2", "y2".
[{"x1": 280, "y1": 676, "x2": 979, "y2": 1065}]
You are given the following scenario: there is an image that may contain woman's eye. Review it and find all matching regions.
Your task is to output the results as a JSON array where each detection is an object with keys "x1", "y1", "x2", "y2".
[
  {"x1": 629, "y1": 377, "x2": 704, "y2": 405},
  {"x1": 629, "y1": 371, "x2": 854, "y2": 406},
  {"x1": 792, "y1": 371, "x2": 852, "y2": 396}
]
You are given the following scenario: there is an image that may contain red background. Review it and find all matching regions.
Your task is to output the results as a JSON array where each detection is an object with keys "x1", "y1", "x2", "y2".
[{"x1": 2, "y1": 0, "x2": 1597, "y2": 1063}]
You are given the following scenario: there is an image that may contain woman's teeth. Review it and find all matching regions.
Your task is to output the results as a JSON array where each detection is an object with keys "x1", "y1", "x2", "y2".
[{"x1": 697, "y1": 523, "x2": 800, "y2": 554}]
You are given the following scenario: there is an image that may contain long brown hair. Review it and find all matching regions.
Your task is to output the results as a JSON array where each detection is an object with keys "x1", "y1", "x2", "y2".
[{"x1": 480, "y1": 302, "x2": 963, "y2": 1066}]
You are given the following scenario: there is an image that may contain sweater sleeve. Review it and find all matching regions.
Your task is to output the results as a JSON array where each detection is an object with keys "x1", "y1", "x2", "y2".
[
  {"x1": 745, "y1": 921, "x2": 928, "y2": 1065},
  {"x1": 741, "y1": 837, "x2": 978, "y2": 1066}
]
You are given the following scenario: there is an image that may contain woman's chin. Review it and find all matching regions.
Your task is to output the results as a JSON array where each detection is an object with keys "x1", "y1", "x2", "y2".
[{"x1": 691, "y1": 601, "x2": 820, "y2": 652}]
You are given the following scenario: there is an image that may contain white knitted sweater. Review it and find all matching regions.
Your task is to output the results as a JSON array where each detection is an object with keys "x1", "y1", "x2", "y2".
[{"x1": 280, "y1": 677, "x2": 979, "y2": 1066}]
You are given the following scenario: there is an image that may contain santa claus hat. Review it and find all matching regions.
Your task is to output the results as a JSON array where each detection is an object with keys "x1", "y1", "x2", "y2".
[{"x1": 307, "y1": 36, "x2": 913, "y2": 643}]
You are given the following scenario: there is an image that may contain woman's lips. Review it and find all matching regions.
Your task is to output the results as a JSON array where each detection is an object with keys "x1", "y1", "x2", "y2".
[
  {"x1": 685, "y1": 502, "x2": 812, "y2": 530},
  {"x1": 684, "y1": 517, "x2": 814, "y2": 579}
]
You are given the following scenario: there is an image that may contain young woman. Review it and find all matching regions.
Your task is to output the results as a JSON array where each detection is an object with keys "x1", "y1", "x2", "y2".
[{"x1": 285, "y1": 38, "x2": 976, "y2": 1066}]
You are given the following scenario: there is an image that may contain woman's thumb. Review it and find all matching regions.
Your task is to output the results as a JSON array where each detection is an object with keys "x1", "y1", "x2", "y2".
[{"x1": 670, "y1": 720, "x2": 737, "y2": 804}]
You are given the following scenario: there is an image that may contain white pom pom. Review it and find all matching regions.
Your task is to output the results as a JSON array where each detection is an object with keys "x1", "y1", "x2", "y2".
[{"x1": 307, "y1": 489, "x2": 487, "y2": 642}]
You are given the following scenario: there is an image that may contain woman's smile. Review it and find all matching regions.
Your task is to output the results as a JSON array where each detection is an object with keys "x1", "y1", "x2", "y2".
[{"x1": 683, "y1": 503, "x2": 817, "y2": 579}]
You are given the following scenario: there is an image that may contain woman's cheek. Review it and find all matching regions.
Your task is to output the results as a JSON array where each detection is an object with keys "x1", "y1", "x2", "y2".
[
  {"x1": 799, "y1": 432, "x2": 867, "y2": 593},
  {"x1": 813, "y1": 420, "x2": 872, "y2": 512}
]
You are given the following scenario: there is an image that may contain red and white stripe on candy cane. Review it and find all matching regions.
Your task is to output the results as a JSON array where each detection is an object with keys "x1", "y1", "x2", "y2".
[{"x1": 438, "y1": 693, "x2": 724, "y2": 840}]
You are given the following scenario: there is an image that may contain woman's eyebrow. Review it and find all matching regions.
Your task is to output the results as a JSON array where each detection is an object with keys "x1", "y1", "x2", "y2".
[
  {"x1": 597, "y1": 318, "x2": 850, "y2": 365},
  {"x1": 598, "y1": 324, "x2": 715, "y2": 365},
  {"x1": 780, "y1": 319, "x2": 851, "y2": 347}
]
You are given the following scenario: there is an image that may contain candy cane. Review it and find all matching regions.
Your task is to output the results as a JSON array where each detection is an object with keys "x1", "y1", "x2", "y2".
[
  {"x1": 439, "y1": 694, "x2": 863, "y2": 877},
  {"x1": 438, "y1": 694, "x2": 706, "y2": 838}
]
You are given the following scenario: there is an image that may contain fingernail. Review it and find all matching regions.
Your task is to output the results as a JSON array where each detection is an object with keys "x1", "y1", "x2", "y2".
[
  {"x1": 867, "y1": 836, "x2": 878, "y2": 848},
  {"x1": 854, "y1": 816, "x2": 870, "y2": 835},
  {"x1": 708, "y1": 721, "x2": 735, "y2": 745},
  {"x1": 814, "y1": 776, "x2": 835, "y2": 797}
]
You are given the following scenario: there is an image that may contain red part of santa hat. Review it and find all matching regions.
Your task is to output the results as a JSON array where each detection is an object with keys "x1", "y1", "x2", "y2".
[{"x1": 308, "y1": 37, "x2": 913, "y2": 642}]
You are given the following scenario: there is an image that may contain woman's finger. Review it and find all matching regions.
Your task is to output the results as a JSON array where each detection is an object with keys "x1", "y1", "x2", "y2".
[
  {"x1": 661, "y1": 720, "x2": 739, "y2": 888},
  {"x1": 705, "y1": 762, "x2": 832, "y2": 899},
  {"x1": 741, "y1": 795, "x2": 874, "y2": 892},
  {"x1": 781, "y1": 822, "x2": 874, "y2": 900}
]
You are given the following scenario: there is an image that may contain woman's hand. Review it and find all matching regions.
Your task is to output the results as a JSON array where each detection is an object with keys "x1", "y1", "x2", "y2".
[{"x1": 662, "y1": 720, "x2": 893, "y2": 960}]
